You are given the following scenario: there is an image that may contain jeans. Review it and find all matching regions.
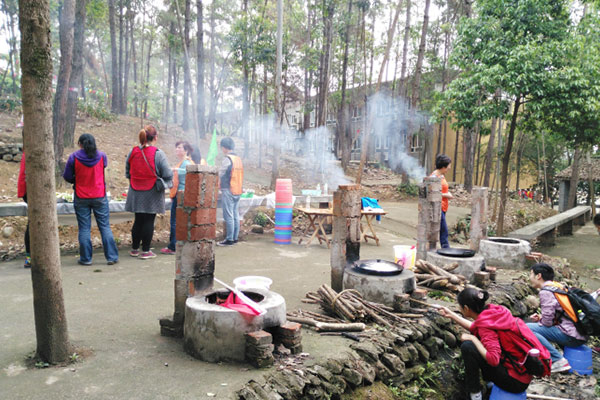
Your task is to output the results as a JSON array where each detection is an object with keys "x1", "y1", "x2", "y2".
[
  {"x1": 74, "y1": 196, "x2": 119, "y2": 263},
  {"x1": 461, "y1": 340, "x2": 529, "y2": 394},
  {"x1": 168, "y1": 196, "x2": 177, "y2": 251},
  {"x1": 526, "y1": 323, "x2": 586, "y2": 362},
  {"x1": 132, "y1": 213, "x2": 156, "y2": 252},
  {"x1": 221, "y1": 189, "x2": 240, "y2": 241},
  {"x1": 440, "y1": 210, "x2": 449, "y2": 248}
]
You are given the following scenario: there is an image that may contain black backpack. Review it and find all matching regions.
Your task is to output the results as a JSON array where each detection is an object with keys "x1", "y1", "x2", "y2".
[{"x1": 542, "y1": 286, "x2": 600, "y2": 337}]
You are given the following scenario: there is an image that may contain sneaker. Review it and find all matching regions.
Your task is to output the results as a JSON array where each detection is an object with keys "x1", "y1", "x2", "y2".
[
  {"x1": 160, "y1": 248, "x2": 176, "y2": 255},
  {"x1": 139, "y1": 251, "x2": 157, "y2": 259},
  {"x1": 107, "y1": 259, "x2": 119, "y2": 265},
  {"x1": 217, "y1": 240, "x2": 235, "y2": 247},
  {"x1": 470, "y1": 392, "x2": 483, "y2": 400},
  {"x1": 551, "y1": 357, "x2": 571, "y2": 373},
  {"x1": 24, "y1": 256, "x2": 31, "y2": 269},
  {"x1": 129, "y1": 249, "x2": 140, "y2": 257},
  {"x1": 77, "y1": 259, "x2": 92, "y2": 266}
]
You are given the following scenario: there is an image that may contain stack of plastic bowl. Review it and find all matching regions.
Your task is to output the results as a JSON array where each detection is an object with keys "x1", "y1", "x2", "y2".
[{"x1": 274, "y1": 179, "x2": 293, "y2": 245}]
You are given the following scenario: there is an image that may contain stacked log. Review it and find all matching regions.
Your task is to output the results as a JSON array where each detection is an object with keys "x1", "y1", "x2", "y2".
[{"x1": 413, "y1": 260, "x2": 468, "y2": 294}]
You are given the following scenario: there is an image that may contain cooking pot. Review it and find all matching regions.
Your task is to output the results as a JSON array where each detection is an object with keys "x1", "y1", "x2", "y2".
[
  {"x1": 436, "y1": 248, "x2": 476, "y2": 258},
  {"x1": 351, "y1": 259, "x2": 403, "y2": 276}
]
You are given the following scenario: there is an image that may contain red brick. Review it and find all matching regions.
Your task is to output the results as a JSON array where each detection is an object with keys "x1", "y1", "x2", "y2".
[
  {"x1": 277, "y1": 322, "x2": 302, "y2": 337},
  {"x1": 246, "y1": 330, "x2": 273, "y2": 345},
  {"x1": 176, "y1": 209, "x2": 189, "y2": 241},
  {"x1": 183, "y1": 173, "x2": 203, "y2": 207},
  {"x1": 190, "y1": 208, "x2": 217, "y2": 225},
  {"x1": 190, "y1": 225, "x2": 216, "y2": 241},
  {"x1": 176, "y1": 190, "x2": 185, "y2": 206}
]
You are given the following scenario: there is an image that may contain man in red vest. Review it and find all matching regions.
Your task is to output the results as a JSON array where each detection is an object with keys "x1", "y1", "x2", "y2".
[
  {"x1": 217, "y1": 137, "x2": 243, "y2": 246},
  {"x1": 63, "y1": 133, "x2": 119, "y2": 265}
]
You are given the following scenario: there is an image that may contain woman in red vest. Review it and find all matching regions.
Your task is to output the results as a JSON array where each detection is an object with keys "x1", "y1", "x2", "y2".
[
  {"x1": 125, "y1": 125, "x2": 173, "y2": 259},
  {"x1": 63, "y1": 133, "x2": 119, "y2": 266},
  {"x1": 17, "y1": 153, "x2": 30, "y2": 268}
]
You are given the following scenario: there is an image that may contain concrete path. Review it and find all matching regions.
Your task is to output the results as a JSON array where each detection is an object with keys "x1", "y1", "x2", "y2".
[{"x1": 0, "y1": 200, "x2": 471, "y2": 399}]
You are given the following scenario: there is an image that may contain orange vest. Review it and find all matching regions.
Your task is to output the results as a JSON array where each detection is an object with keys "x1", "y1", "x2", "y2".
[
  {"x1": 169, "y1": 157, "x2": 194, "y2": 199},
  {"x1": 227, "y1": 155, "x2": 244, "y2": 195}
]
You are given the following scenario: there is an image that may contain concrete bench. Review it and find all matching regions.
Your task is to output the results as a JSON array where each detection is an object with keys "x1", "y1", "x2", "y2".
[{"x1": 509, "y1": 205, "x2": 591, "y2": 245}]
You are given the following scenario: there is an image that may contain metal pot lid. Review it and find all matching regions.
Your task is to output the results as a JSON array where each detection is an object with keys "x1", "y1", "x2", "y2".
[
  {"x1": 352, "y1": 259, "x2": 403, "y2": 276},
  {"x1": 436, "y1": 248, "x2": 476, "y2": 258}
]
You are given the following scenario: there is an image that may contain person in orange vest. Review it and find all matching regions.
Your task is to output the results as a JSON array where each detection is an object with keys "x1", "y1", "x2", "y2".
[
  {"x1": 217, "y1": 137, "x2": 243, "y2": 246},
  {"x1": 161, "y1": 141, "x2": 195, "y2": 255},
  {"x1": 63, "y1": 134, "x2": 119, "y2": 266}
]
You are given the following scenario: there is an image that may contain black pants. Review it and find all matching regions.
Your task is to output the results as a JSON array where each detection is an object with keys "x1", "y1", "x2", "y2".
[
  {"x1": 461, "y1": 340, "x2": 529, "y2": 394},
  {"x1": 23, "y1": 195, "x2": 30, "y2": 254},
  {"x1": 131, "y1": 213, "x2": 156, "y2": 252}
]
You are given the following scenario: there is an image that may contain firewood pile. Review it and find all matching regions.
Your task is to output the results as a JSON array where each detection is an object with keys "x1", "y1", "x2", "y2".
[
  {"x1": 287, "y1": 284, "x2": 428, "y2": 332},
  {"x1": 414, "y1": 259, "x2": 468, "y2": 295}
]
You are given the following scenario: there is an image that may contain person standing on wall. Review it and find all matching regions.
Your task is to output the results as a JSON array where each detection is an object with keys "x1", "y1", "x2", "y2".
[
  {"x1": 430, "y1": 154, "x2": 453, "y2": 248},
  {"x1": 161, "y1": 141, "x2": 195, "y2": 255},
  {"x1": 125, "y1": 125, "x2": 173, "y2": 259},
  {"x1": 63, "y1": 134, "x2": 119, "y2": 266},
  {"x1": 217, "y1": 137, "x2": 243, "y2": 247}
]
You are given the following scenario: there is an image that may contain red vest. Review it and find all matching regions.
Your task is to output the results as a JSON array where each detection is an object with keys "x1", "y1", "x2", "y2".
[
  {"x1": 129, "y1": 146, "x2": 158, "y2": 191},
  {"x1": 74, "y1": 158, "x2": 106, "y2": 199}
]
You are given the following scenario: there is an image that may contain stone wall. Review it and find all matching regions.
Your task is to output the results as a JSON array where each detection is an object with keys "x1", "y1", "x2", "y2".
[
  {"x1": 0, "y1": 142, "x2": 22, "y2": 162},
  {"x1": 235, "y1": 281, "x2": 540, "y2": 400}
]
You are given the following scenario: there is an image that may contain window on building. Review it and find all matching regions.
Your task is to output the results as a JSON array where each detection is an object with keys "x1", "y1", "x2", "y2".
[{"x1": 410, "y1": 134, "x2": 423, "y2": 153}]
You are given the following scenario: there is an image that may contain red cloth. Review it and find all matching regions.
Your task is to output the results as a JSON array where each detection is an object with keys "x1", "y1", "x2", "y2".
[
  {"x1": 17, "y1": 154, "x2": 26, "y2": 198},
  {"x1": 470, "y1": 304, "x2": 549, "y2": 384},
  {"x1": 129, "y1": 146, "x2": 157, "y2": 191},
  {"x1": 221, "y1": 292, "x2": 261, "y2": 317},
  {"x1": 74, "y1": 158, "x2": 105, "y2": 198}
]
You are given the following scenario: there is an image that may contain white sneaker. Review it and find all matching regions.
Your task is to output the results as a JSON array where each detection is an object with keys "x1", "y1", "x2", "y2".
[
  {"x1": 551, "y1": 357, "x2": 571, "y2": 373},
  {"x1": 470, "y1": 392, "x2": 483, "y2": 400}
]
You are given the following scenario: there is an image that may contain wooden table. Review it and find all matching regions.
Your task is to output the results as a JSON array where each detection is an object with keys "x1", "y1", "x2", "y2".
[
  {"x1": 296, "y1": 207, "x2": 332, "y2": 248},
  {"x1": 296, "y1": 207, "x2": 387, "y2": 247},
  {"x1": 360, "y1": 209, "x2": 387, "y2": 246}
]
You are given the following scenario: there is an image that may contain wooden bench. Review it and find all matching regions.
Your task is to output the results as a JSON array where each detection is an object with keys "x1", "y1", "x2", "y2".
[{"x1": 509, "y1": 205, "x2": 591, "y2": 245}]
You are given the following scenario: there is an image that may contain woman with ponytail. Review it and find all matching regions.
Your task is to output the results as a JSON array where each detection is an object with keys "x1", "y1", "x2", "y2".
[
  {"x1": 438, "y1": 288, "x2": 547, "y2": 400},
  {"x1": 124, "y1": 125, "x2": 173, "y2": 259},
  {"x1": 160, "y1": 140, "x2": 194, "y2": 255},
  {"x1": 63, "y1": 133, "x2": 119, "y2": 266}
]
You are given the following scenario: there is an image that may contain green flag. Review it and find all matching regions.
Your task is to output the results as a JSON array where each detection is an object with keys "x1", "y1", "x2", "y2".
[{"x1": 206, "y1": 128, "x2": 218, "y2": 166}]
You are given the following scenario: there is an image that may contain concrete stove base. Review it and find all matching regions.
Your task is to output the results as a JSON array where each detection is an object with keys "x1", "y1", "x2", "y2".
[
  {"x1": 478, "y1": 237, "x2": 530, "y2": 269},
  {"x1": 426, "y1": 251, "x2": 485, "y2": 282},
  {"x1": 183, "y1": 289, "x2": 286, "y2": 363},
  {"x1": 343, "y1": 267, "x2": 416, "y2": 307}
]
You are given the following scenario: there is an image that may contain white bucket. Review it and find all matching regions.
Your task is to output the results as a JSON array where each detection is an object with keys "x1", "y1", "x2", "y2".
[
  {"x1": 394, "y1": 245, "x2": 416, "y2": 270},
  {"x1": 233, "y1": 276, "x2": 273, "y2": 293}
]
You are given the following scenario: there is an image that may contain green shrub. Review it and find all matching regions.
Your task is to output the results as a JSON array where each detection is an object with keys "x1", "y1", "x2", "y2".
[
  {"x1": 77, "y1": 100, "x2": 116, "y2": 122},
  {"x1": 253, "y1": 212, "x2": 269, "y2": 227},
  {"x1": 397, "y1": 182, "x2": 419, "y2": 197}
]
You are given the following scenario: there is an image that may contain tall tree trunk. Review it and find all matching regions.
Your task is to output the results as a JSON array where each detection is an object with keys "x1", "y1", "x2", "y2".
[
  {"x1": 497, "y1": 97, "x2": 521, "y2": 236},
  {"x1": 398, "y1": 0, "x2": 411, "y2": 98},
  {"x1": 475, "y1": 128, "x2": 482, "y2": 185},
  {"x1": 410, "y1": 0, "x2": 430, "y2": 108},
  {"x1": 118, "y1": 0, "x2": 124, "y2": 113},
  {"x1": 356, "y1": 0, "x2": 403, "y2": 184},
  {"x1": 587, "y1": 151, "x2": 596, "y2": 215},
  {"x1": 463, "y1": 127, "x2": 474, "y2": 191},
  {"x1": 52, "y1": 0, "x2": 75, "y2": 176},
  {"x1": 452, "y1": 128, "x2": 460, "y2": 181},
  {"x1": 181, "y1": 0, "x2": 191, "y2": 131},
  {"x1": 173, "y1": 64, "x2": 179, "y2": 123},
  {"x1": 207, "y1": 2, "x2": 216, "y2": 134},
  {"x1": 316, "y1": 0, "x2": 335, "y2": 127},
  {"x1": 95, "y1": 30, "x2": 110, "y2": 99},
  {"x1": 567, "y1": 148, "x2": 582, "y2": 209},
  {"x1": 165, "y1": 25, "x2": 173, "y2": 126},
  {"x1": 123, "y1": 3, "x2": 131, "y2": 115},
  {"x1": 338, "y1": 0, "x2": 353, "y2": 171},
  {"x1": 143, "y1": 33, "x2": 153, "y2": 119},
  {"x1": 19, "y1": 0, "x2": 71, "y2": 363},
  {"x1": 270, "y1": 0, "x2": 283, "y2": 190},
  {"x1": 515, "y1": 131, "x2": 525, "y2": 191},
  {"x1": 483, "y1": 116, "x2": 497, "y2": 187},
  {"x1": 64, "y1": 0, "x2": 86, "y2": 152},
  {"x1": 492, "y1": 118, "x2": 503, "y2": 222},
  {"x1": 196, "y1": 0, "x2": 205, "y2": 140},
  {"x1": 108, "y1": 0, "x2": 119, "y2": 113}
]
